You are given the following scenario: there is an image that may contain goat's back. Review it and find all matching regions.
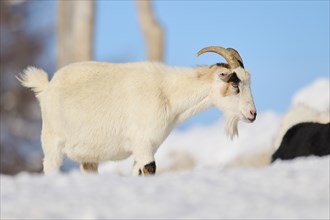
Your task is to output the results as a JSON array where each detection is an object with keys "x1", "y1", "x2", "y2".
[{"x1": 38, "y1": 61, "x2": 174, "y2": 161}]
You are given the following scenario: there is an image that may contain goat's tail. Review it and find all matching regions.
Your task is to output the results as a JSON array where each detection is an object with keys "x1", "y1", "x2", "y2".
[{"x1": 17, "y1": 66, "x2": 49, "y2": 99}]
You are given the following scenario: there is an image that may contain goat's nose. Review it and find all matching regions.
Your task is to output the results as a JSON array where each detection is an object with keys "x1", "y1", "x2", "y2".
[{"x1": 250, "y1": 109, "x2": 257, "y2": 118}]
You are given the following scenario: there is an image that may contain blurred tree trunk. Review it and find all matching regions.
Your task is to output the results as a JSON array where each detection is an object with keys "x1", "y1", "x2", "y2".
[
  {"x1": 57, "y1": 0, "x2": 94, "y2": 68},
  {"x1": 1, "y1": 1, "x2": 50, "y2": 175},
  {"x1": 136, "y1": 0, "x2": 164, "y2": 62}
]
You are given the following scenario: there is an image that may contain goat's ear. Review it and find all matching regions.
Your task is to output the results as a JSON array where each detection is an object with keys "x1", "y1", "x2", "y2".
[{"x1": 217, "y1": 71, "x2": 232, "y2": 82}]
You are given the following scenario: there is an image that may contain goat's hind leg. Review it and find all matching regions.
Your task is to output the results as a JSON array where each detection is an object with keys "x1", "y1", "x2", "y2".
[
  {"x1": 80, "y1": 162, "x2": 98, "y2": 173},
  {"x1": 41, "y1": 130, "x2": 64, "y2": 174}
]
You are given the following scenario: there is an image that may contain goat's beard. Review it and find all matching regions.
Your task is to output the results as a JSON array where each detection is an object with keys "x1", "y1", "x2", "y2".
[{"x1": 224, "y1": 114, "x2": 239, "y2": 139}]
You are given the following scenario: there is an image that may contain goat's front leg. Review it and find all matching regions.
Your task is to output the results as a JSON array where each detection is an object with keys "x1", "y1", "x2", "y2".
[
  {"x1": 141, "y1": 161, "x2": 156, "y2": 175},
  {"x1": 132, "y1": 146, "x2": 156, "y2": 176},
  {"x1": 133, "y1": 161, "x2": 156, "y2": 176}
]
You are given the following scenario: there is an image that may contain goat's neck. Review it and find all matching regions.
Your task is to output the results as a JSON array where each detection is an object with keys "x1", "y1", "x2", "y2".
[{"x1": 165, "y1": 66, "x2": 213, "y2": 126}]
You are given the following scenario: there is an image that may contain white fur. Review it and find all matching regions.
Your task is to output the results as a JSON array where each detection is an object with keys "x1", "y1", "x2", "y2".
[
  {"x1": 16, "y1": 67, "x2": 49, "y2": 98},
  {"x1": 18, "y1": 61, "x2": 256, "y2": 175}
]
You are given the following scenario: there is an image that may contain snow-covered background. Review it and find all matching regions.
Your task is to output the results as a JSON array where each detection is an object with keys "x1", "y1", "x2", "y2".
[{"x1": 1, "y1": 78, "x2": 329, "y2": 219}]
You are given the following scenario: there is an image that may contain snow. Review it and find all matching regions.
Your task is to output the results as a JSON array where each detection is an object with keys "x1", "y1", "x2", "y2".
[
  {"x1": 1, "y1": 78, "x2": 329, "y2": 219},
  {"x1": 1, "y1": 157, "x2": 329, "y2": 219},
  {"x1": 292, "y1": 78, "x2": 330, "y2": 112}
]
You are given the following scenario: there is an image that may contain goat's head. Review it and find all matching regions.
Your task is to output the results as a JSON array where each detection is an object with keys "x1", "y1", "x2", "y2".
[{"x1": 197, "y1": 46, "x2": 257, "y2": 138}]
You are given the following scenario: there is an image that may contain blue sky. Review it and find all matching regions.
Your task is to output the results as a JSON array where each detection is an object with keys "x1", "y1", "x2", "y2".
[
  {"x1": 24, "y1": 1, "x2": 328, "y2": 129},
  {"x1": 93, "y1": 1, "x2": 329, "y2": 129}
]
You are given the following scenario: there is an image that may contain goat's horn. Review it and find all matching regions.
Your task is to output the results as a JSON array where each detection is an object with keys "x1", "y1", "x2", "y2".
[
  {"x1": 226, "y1": 48, "x2": 244, "y2": 68},
  {"x1": 196, "y1": 46, "x2": 239, "y2": 68}
]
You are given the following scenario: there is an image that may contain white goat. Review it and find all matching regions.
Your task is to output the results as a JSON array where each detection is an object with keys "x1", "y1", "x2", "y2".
[{"x1": 18, "y1": 46, "x2": 257, "y2": 175}]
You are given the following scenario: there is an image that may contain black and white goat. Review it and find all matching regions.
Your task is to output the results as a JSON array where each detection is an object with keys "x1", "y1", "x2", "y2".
[{"x1": 272, "y1": 122, "x2": 330, "y2": 162}]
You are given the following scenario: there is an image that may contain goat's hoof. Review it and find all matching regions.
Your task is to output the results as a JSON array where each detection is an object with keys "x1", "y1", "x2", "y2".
[{"x1": 139, "y1": 161, "x2": 156, "y2": 176}]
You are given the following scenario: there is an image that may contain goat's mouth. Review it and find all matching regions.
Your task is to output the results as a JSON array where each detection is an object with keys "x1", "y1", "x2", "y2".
[
  {"x1": 246, "y1": 117, "x2": 256, "y2": 123},
  {"x1": 241, "y1": 113, "x2": 256, "y2": 123}
]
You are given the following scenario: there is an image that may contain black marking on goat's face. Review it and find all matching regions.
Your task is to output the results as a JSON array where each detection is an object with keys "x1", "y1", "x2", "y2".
[
  {"x1": 228, "y1": 72, "x2": 241, "y2": 84},
  {"x1": 228, "y1": 73, "x2": 241, "y2": 93},
  {"x1": 221, "y1": 72, "x2": 241, "y2": 96}
]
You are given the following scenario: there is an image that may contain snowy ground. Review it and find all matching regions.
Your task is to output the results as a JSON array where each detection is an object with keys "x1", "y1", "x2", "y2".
[
  {"x1": 1, "y1": 157, "x2": 329, "y2": 219},
  {"x1": 1, "y1": 78, "x2": 329, "y2": 219}
]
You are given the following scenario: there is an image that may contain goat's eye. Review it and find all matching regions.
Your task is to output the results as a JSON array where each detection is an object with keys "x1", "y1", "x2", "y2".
[
  {"x1": 231, "y1": 83, "x2": 240, "y2": 93},
  {"x1": 231, "y1": 83, "x2": 239, "y2": 88}
]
